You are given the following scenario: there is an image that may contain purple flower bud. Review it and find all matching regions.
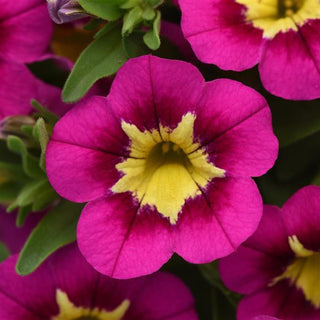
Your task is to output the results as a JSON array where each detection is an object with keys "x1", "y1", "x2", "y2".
[{"x1": 47, "y1": 0, "x2": 89, "y2": 24}]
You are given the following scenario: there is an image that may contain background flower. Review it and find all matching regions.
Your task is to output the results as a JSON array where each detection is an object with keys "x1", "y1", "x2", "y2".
[
  {"x1": 179, "y1": 0, "x2": 320, "y2": 100},
  {"x1": 0, "y1": 244, "x2": 198, "y2": 320},
  {"x1": 220, "y1": 185, "x2": 320, "y2": 320}
]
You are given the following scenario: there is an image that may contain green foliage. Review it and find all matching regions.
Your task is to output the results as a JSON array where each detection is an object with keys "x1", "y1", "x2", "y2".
[
  {"x1": 143, "y1": 10, "x2": 161, "y2": 49},
  {"x1": 16, "y1": 200, "x2": 83, "y2": 275},
  {"x1": 62, "y1": 24, "x2": 128, "y2": 102},
  {"x1": 79, "y1": 0, "x2": 126, "y2": 21},
  {"x1": 0, "y1": 242, "x2": 10, "y2": 263}
]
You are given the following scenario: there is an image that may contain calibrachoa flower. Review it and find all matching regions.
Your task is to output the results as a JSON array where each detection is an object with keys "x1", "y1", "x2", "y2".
[
  {"x1": 0, "y1": 244, "x2": 198, "y2": 319},
  {"x1": 0, "y1": 0, "x2": 53, "y2": 63},
  {"x1": 179, "y1": 0, "x2": 320, "y2": 100},
  {"x1": 46, "y1": 55, "x2": 278, "y2": 279},
  {"x1": 220, "y1": 185, "x2": 320, "y2": 320},
  {"x1": 254, "y1": 317, "x2": 281, "y2": 320}
]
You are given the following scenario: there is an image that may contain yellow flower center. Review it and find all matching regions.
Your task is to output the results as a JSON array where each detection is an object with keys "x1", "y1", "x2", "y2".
[
  {"x1": 271, "y1": 235, "x2": 320, "y2": 308},
  {"x1": 112, "y1": 113, "x2": 225, "y2": 224},
  {"x1": 52, "y1": 290, "x2": 130, "y2": 320},
  {"x1": 236, "y1": 0, "x2": 320, "y2": 38}
]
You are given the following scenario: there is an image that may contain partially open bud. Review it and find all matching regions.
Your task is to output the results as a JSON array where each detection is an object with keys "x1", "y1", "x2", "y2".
[{"x1": 47, "y1": 0, "x2": 89, "y2": 24}]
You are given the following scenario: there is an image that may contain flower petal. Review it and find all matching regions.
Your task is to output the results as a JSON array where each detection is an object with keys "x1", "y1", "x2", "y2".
[
  {"x1": 0, "y1": 60, "x2": 71, "y2": 120},
  {"x1": 219, "y1": 205, "x2": 291, "y2": 294},
  {"x1": 259, "y1": 30, "x2": 320, "y2": 100},
  {"x1": 174, "y1": 177, "x2": 262, "y2": 263},
  {"x1": 108, "y1": 55, "x2": 204, "y2": 131},
  {"x1": 0, "y1": 2, "x2": 53, "y2": 63},
  {"x1": 238, "y1": 283, "x2": 320, "y2": 320},
  {"x1": 281, "y1": 185, "x2": 320, "y2": 251},
  {"x1": 46, "y1": 141, "x2": 121, "y2": 202},
  {"x1": 77, "y1": 193, "x2": 173, "y2": 279},
  {"x1": 194, "y1": 79, "x2": 278, "y2": 177},
  {"x1": 179, "y1": 0, "x2": 263, "y2": 70}
]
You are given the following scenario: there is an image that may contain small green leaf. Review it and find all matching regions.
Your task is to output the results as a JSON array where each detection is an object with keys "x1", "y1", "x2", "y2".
[
  {"x1": 16, "y1": 200, "x2": 83, "y2": 275},
  {"x1": 79, "y1": 0, "x2": 124, "y2": 20},
  {"x1": 6, "y1": 136, "x2": 43, "y2": 179},
  {"x1": 62, "y1": 24, "x2": 128, "y2": 102},
  {"x1": 16, "y1": 205, "x2": 33, "y2": 227},
  {"x1": 83, "y1": 18, "x2": 104, "y2": 31},
  {"x1": 0, "y1": 242, "x2": 10, "y2": 263},
  {"x1": 33, "y1": 118, "x2": 49, "y2": 171},
  {"x1": 31, "y1": 100, "x2": 59, "y2": 125},
  {"x1": 143, "y1": 10, "x2": 161, "y2": 50},
  {"x1": 122, "y1": 6, "x2": 143, "y2": 35},
  {"x1": 31, "y1": 188, "x2": 58, "y2": 212},
  {"x1": 142, "y1": 6, "x2": 156, "y2": 20},
  {"x1": 7, "y1": 179, "x2": 49, "y2": 212},
  {"x1": 0, "y1": 182, "x2": 23, "y2": 204}
]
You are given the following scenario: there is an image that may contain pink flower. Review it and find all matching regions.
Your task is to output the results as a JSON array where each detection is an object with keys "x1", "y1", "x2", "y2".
[
  {"x1": 179, "y1": 0, "x2": 320, "y2": 100},
  {"x1": 0, "y1": 244, "x2": 198, "y2": 319},
  {"x1": 0, "y1": 0, "x2": 53, "y2": 63},
  {"x1": 46, "y1": 55, "x2": 278, "y2": 279},
  {"x1": 220, "y1": 185, "x2": 320, "y2": 320}
]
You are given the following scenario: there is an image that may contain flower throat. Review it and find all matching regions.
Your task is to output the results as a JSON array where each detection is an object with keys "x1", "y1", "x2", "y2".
[{"x1": 278, "y1": 0, "x2": 304, "y2": 17}]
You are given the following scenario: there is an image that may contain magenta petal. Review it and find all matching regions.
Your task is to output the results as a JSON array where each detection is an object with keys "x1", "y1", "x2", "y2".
[
  {"x1": 238, "y1": 283, "x2": 320, "y2": 320},
  {"x1": 0, "y1": 60, "x2": 71, "y2": 120},
  {"x1": 0, "y1": 3, "x2": 53, "y2": 63},
  {"x1": 77, "y1": 193, "x2": 173, "y2": 279},
  {"x1": 219, "y1": 205, "x2": 290, "y2": 294},
  {"x1": 260, "y1": 30, "x2": 320, "y2": 100},
  {"x1": 46, "y1": 244, "x2": 99, "y2": 311},
  {"x1": 195, "y1": 79, "x2": 278, "y2": 177},
  {"x1": 0, "y1": 208, "x2": 43, "y2": 254},
  {"x1": 46, "y1": 141, "x2": 120, "y2": 202},
  {"x1": 281, "y1": 185, "x2": 320, "y2": 251},
  {"x1": 110, "y1": 272, "x2": 197, "y2": 319},
  {"x1": 108, "y1": 55, "x2": 204, "y2": 130},
  {"x1": 254, "y1": 317, "x2": 281, "y2": 320},
  {"x1": 174, "y1": 177, "x2": 262, "y2": 263},
  {"x1": 0, "y1": 255, "x2": 57, "y2": 318},
  {"x1": 50, "y1": 96, "x2": 128, "y2": 154},
  {"x1": 179, "y1": 0, "x2": 263, "y2": 70}
]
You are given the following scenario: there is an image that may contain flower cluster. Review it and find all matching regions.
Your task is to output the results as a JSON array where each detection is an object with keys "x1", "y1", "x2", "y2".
[{"x1": 0, "y1": 0, "x2": 319, "y2": 319}]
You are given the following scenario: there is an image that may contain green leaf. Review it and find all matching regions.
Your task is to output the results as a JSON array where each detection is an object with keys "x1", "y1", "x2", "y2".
[
  {"x1": 33, "y1": 118, "x2": 49, "y2": 171},
  {"x1": 6, "y1": 136, "x2": 43, "y2": 179},
  {"x1": 31, "y1": 100, "x2": 59, "y2": 125},
  {"x1": 16, "y1": 200, "x2": 83, "y2": 275},
  {"x1": 198, "y1": 262, "x2": 242, "y2": 307},
  {"x1": 0, "y1": 182, "x2": 23, "y2": 204},
  {"x1": 143, "y1": 10, "x2": 161, "y2": 50},
  {"x1": 16, "y1": 205, "x2": 33, "y2": 227},
  {"x1": 83, "y1": 18, "x2": 104, "y2": 31},
  {"x1": 7, "y1": 179, "x2": 49, "y2": 212},
  {"x1": 0, "y1": 242, "x2": 10, "y2": 263},
  {"x1": 122, "y1": 6, "x2": 143, "y2": 35},
  {"x1": 62, "y1": 24, "x2": 128, "y2": 102},
  {"x1": 79, "y1": 0, "x2": 124, "y2": 21},
  {"x1": 122, "y1": 31, "x2": 151, "y2": 57}
]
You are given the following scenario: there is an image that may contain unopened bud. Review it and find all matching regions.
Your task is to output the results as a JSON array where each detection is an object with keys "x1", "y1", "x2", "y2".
[
  {"x1": 0, "y1": 115, "x2": 35, "y2": 140},
  {"x1": 47, "y1": 0, "x2": 89, "y2": 24}
]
